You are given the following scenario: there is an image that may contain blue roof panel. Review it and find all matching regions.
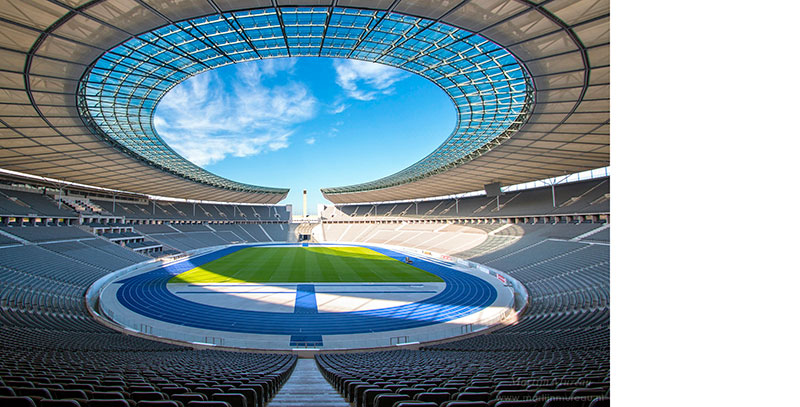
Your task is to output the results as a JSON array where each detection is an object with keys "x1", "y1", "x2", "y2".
[{"x1": 77, "y1": 6, "x2": 533, "y2": 195}]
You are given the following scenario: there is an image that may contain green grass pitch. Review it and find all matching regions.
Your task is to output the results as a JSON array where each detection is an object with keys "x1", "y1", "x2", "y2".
[{"x1": 169, "y1": 246, "x2": 443, "y2": 284}]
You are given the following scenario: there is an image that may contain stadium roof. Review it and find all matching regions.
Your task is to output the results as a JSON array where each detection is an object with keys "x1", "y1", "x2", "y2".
[{"x1": 0, "y1": 0, "x2": 609, "y2": 205}]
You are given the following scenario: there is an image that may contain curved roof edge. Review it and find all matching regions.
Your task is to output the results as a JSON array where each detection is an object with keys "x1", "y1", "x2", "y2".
[
  {"x1": 322, "y1": 0, "x2": 609, "y2": 201},
  {"x1": 0, "y1": 0, "x2": 608, "y2": 205},
  {"x1": 321, "y1": 88, "x2": 533, "y2": 195},
  {"x1": 79, "y1": 6, "x2": 530, "y2": 199},
  {"x1": 78, "y1": 102, "x2": 290, "y2": 197}
]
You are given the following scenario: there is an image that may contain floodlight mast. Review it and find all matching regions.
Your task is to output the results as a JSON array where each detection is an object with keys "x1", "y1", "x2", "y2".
[{"x1": 303, "y1": 190, "x2": 308, "y2": 219}]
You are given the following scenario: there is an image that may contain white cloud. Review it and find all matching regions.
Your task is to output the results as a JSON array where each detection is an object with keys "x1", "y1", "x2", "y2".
[
  {"x1": 154, "y1": 65, "x2": 316, "y2": 166},
  {"x1": 329, "y1": 103, "x2": 348, "y2": 114},
  {"x1": 333, "y1": 59, "x2": 409, "y2": 101},
  {"x1": 236, "y1": 58, "x2": 297, "y2": 86},
  {"x1": 154, "y1": 129, "x2": 293, "y2": 167},
  {"x1": 305, "y1": 137, "x2": 316, "y2": 145}
]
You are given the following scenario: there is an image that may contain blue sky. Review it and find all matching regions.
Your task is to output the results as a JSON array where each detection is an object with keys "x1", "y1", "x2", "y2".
[{"x1": 154, "y1": 58, "x2": 455, "y2": 215}]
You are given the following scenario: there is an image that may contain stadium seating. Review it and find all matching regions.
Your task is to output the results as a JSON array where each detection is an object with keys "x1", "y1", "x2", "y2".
[
  {"x1": 2, "y1": 178, "x2": 610, "y2": 406},
  {"x1": 321, "y1": 221, "x2": 606, "y2": 260},
  {"x1": 0, "y1": 189, "x2": 77, "y2": 218},
  {"x1": 91, "y1": 199, "x2": 290, "y2": 222},
  {"x1": 315, "y1": 220, "x2": 610, "y2": 406},
  {"x1": 0, "y1": 226, "x2": 95, "y2": 243},
  {"x1": 0, "y1": 239, "x2": 296, "y2": 406},
  {"x1": 327, "y1": 178, "x2": 609, "y2": 220},
  {"x1": 130, "y1": 222, "x2": 294, "y2": 252},
  {"x1": 0, "y1": 234, "x2": 21, "y2": 247}
]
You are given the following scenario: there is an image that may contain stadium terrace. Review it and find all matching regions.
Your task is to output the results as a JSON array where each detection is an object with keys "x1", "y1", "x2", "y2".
[{"x1": 0, "y1": 1, "x2": 610, "y2": 407}]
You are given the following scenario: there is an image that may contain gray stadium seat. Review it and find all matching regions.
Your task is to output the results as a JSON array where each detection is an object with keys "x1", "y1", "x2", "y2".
[
  {"x1": 0, "y1": 396, "x2": 36, "y2": 407},
  {"x1": 40, "y1": 400, "x2": 82, "y2": 407}
]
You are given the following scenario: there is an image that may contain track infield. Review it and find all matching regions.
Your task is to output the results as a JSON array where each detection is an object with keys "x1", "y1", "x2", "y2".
[{"x1": 169, "y1": 246, "x2": 444, "y2": 284}]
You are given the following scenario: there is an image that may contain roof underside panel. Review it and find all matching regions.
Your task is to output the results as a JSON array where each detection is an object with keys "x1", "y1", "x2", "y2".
[
  {"x1": 79, "y1": 5, "x2": 532, "y2": 197},
  {"x1": 0, "y1": 0, "x2": 609, "y2": 204}
]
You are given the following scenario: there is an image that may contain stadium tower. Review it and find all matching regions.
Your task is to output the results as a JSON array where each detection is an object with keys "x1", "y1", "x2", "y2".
[{"x1": 0, "y1": 1, "x2": 610, "y2": 406}]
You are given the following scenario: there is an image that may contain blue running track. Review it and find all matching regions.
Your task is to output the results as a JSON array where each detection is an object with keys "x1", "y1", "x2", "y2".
[{"x1": 114, "y1": 244, "x2": 497, "y2": 336}]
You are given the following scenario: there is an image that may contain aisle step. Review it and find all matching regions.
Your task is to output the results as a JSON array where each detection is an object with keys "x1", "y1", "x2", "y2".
[{"x1": 269, "y1": 358, "x2": 348, "y2": 406}]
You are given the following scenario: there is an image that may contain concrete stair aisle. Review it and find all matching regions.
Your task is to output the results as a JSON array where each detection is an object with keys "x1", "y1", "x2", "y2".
[{"x1": 269, "y1": 358, "x2": 349, "y2": 406}]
